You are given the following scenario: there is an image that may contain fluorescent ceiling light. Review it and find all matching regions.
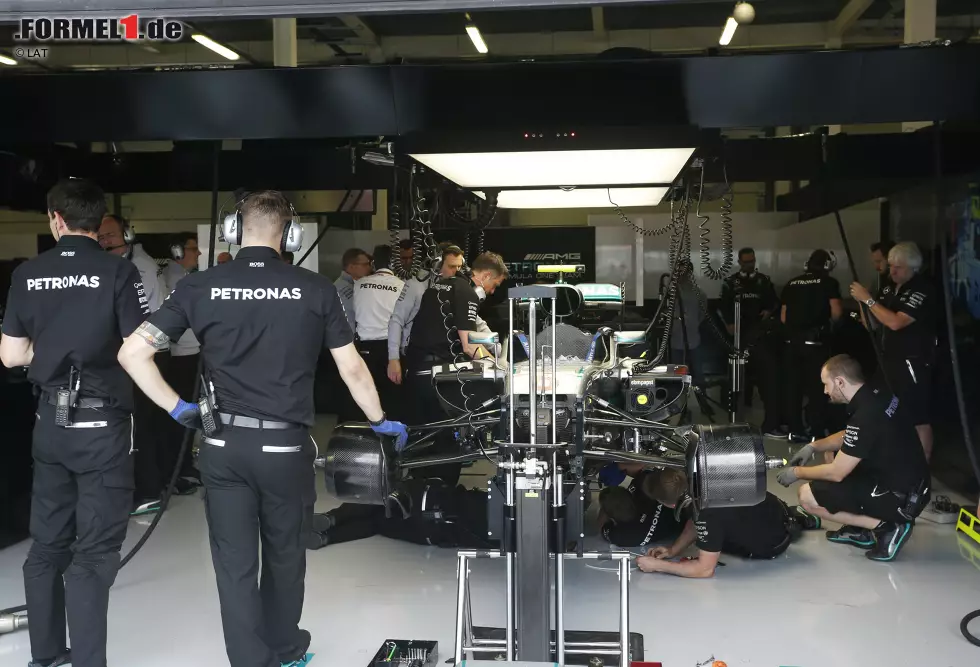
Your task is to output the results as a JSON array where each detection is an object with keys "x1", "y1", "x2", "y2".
[
  {"x1": 411, "y1": 148, "x2": 695, "y2": 189},
  {"x1": 475, "y1": 187, "x2": 669, "y2": 209},
  {"x1": 192, "y1": 33, "x2": 240, "y2": 61},
  {"x1": 719, "y1": 17, "x2": 738, "y2": 46},
  {"x1": 466, "y1": 24, "x2": 488, "y2": 54},
  {"x1": 0, "y1": 54, "x2": 17, "y2": 66}
]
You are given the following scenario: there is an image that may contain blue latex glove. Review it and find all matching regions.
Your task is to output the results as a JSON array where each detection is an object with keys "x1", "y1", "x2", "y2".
[
  {"x1": 371, "y1": 419, "x2": 409, "y2": 452},
  {"x1": 598, "y1": 463, "x2": 627, "y2": 487},
  {"x1": 169, "y1": 398, "x2": 202, "y2": 430}
]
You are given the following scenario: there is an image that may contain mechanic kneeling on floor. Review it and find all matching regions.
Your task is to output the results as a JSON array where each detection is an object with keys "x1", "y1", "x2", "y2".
[
  {"x1": 776, "y1": 353, "x2": 930, "y2": 563},
  {"x1": 636, "y1": 469, "x2": 819, "y2": 578},
  {"x1": 116, "y1": 191, "x2": 408, "y2": 667}
]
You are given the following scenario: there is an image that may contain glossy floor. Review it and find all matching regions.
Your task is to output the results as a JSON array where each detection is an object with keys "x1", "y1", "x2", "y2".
[{"x1": 1, "y1": 445, "x2": 979, "y2": 667}]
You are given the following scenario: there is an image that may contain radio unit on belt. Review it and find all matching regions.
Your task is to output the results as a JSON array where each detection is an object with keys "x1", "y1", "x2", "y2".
[
  {"x1": 54, "y1": 366, "x2": 81, "y2": 427},
  {"x1": 198, "y1": 372, "x2": 221, "y2": 437}
]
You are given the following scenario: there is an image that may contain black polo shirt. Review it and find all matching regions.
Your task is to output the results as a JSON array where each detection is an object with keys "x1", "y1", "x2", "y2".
[
  {"x1": 721, "y1": 271, "x2": 779, "y2": 334},
  {"x1": 780, "y1": 272, "x2": 841, "y2": 336},
  {"x1": 601, "y1": 472, "x2": 681, "y2": 547},
  {"x1": 878, "y1": 274, "x2": 937, "y2": 359},
  {"x1": 694, "y1": 492, "x2": 788, "y2": 556},
  {"x1": 405, "y1": 275, "x2": 480, "y2": 365},
  {"x1": 0, "y1": 235, "x2": 149, "y2": 411},
  {"x1": 148, "y1": 246, "x2": 353, "y2": 427},
  {"x1": 842, "y1": 384, "x2": 929, "y2": 491}
]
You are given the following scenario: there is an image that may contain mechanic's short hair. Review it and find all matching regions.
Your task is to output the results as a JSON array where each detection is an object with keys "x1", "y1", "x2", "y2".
[
  {"x1": 738, "y1": 247, "x2": 755, "y2": 260},
  {"x1": 372, "y1": 244, "x2": 393, "y2": 270},
  {"x1": 241, "y1": 191, "x2": 293, "y2": 231},
  {"x1": 47, "y1": 178, "x2": 107, "y2": 233},
  {"x1": 870, "y1": 240, "x2": 895, "y2": 256},
  {"x1": 342, "y1": 247, "x2": 370, "y2": 269},
  {"x1": 471, "y1": 251, "x2": 509, "y2": 278},
  {"x1": 648, "y1": 469, "x2": 687, "y2": 505},
  {"x1": 442, "y1": 244, "x2": 464, "y2": 259},
  {"x1": 823, "y1": 354, "x2": 864, "y2": 384},
  {"x1": 599, "y1": 486, "x2": 638, "y2": 524},
  {"x1": 174, "y1": 231, "x2": 197, "y2": 248},
  {"x1": 888, "y1": 241, "x2": 923, "y2": 272},
  {"x1": 399, "y1": 238, "x2": 414, "y2": 251}
]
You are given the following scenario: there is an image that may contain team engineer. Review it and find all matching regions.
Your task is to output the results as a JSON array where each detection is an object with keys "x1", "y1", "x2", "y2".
[
  {"x1": 403, "y1": 251, "x2": 508, "y2": 484},
  {"x1": 116, "y1": 191, "x2": 408, "y2": 667},
  {"x1": 386, "y1": 243, "x2": 465, "y2": 384},
  {"x1": 0, "y1": 179, "x2": 150, "y2": 667},
  {"x1": 353, "y1": 244, "x2": 405, "y2": 418},
  {"x1": 780, "y1": 249, "x2": 843, "y2": 443},
  {"x1": 849, "y1": 241, "x2": 936, "y2": 460},
  {"x1": 777, "y1": 354, "x2": 930, "y2": 562},
  {"x1": 335, "y1": 247, "x2": 373, "y2": 332}
]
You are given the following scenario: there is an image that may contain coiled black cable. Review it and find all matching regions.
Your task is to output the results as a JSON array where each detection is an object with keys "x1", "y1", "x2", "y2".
[
  {"x1": 607, "y1": 189, "x2": 675, "y2": 237},
  {"x1": 696, "y1": 161, "x2": 734, "y2": 281}
]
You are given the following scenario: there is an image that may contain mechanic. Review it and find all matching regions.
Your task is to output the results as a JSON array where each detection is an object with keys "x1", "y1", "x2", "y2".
[
  {"x1": 335, "y1": 247, "x2": 373, "y2": 332},
  {"x1": 397, "y1": 237, "x2": 414, "y2": 272},
  {"x1": 869, "y1": 240, "x2": 895, "y2": 299},
  {"x1": 780, "y1": 249, "x2": 843, "y2": 443},
  {"x1": 776, "y1": 354, "x2": 930, "y2": 562},
  {"x1": 597, "y1": 465, "x2": 682, "y2": 549},
  {"x1": 668, "y1": 260, "x2": 705, "y2": 388},
  {"x1": 306, "y1": 477, "x2": 493, "y2": 550},
  {"x1": 404, "y1": 251, "x2": 508, "y2": 484},
  {"x1": 387, "y1": 242, "x2": 466, "y2": 385},
  {"x1": 159, "y1": 232, "x2": 204, "y2": 492},
  {"x1": 636, "y1": 468, "x2": 820, "y2": 578},
  {"x1": 217, "y1": 251, "x2": 233, "y2": 265},
  {"x1": 116, "y1": 191, "x2": 408, "y2": 667},
  {"x1": 850, "y1": 241, "x2": 936, "y2": 461},
  {"x1": 99, "y1": 213, "x2": 170, "y2": 514},
  {"x1": 0, "y1": 178, "x2": 150, "y2": 667},
  {"x1": 353, "y1": 244, "x2": 405, "y2": 419},
  {"x1": 721, "y1": 247, "x2": 780, "y2": 420}
]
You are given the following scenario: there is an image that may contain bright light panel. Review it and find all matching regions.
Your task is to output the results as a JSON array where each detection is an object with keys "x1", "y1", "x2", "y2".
[
  {"x1": 411, "y1": 148, "x2": 695, "y2": 189},
  {"x1": 719, "y1": 17, "x2": 738, "y2": 46},
  {"x1": 0, "y1": 54, "x2": 16, "y2": 66},
  {"x1": 192, "y1": 33, "x2": 241, "y2": 61},
  {"x1": 465, "y1": 24, "x2": 488, "y2": 54},
  {"x1": 475, "y1": 187, "x2": 669, "y2": 209}
]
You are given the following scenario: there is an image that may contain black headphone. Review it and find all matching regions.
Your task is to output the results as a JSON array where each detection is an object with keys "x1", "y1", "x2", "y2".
[
  {"x1": 432, "y1": 244, "x2": 465, "y2": 275},
  {"x1": 221, "y1": 192, "x2": 304, "y2": 253},
  {"x1": 806, "y1": 249, "x2": 837, "y2": 273}
]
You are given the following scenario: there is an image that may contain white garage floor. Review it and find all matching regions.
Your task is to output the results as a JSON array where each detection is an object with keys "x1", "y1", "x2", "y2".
[{"x1": 2, "y1": 419, "x2": 980, "y2": 667}]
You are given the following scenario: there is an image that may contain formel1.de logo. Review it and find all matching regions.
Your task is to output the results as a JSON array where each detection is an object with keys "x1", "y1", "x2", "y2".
[{"x1": 14, "y1": 16, "x2": 184, "y2": 42}]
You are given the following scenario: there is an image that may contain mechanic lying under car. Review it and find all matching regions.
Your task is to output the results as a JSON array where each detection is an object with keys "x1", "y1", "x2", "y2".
[
  {"x1": 636, "y1": 469, "x2": 820, "y2": 578},
  {"x1": 597, "y1": 464, "x2": 682, "y2": 548}
]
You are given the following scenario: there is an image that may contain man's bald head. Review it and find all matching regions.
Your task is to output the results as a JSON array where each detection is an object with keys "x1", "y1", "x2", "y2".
[{"x1": 217, "y1": 251, "x2": 233, "y2": 265}]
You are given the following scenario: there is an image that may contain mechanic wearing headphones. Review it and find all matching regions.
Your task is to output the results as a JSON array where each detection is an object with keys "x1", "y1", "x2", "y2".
[
  {"x1": 721, "y1": 247, "x2": 780, "y2": 419},
  {"x1": 776, "y1": 354, "x2": 930, "y2": 562},
  {"x1": 98, "y1": 213, "x2": 170, "y2": 514},
  {"x1": 387, "y1": 242, "x2": 465, "y2": 385},
  {"x1": 116, "y1": 191, "x2": 408, "y2": 667},
  {"x1": 1, "y1": 179, "x2": 150, "y2": 667},
  {"x1": 353, "y1": 244, "x2": 405, "y2": 419},
  {"x1": 779, "y1": 249, "x2": 843, "y2": 443},
  {"x1": 850, "y1": 241, "x2": 936, "y2": 461},
  {"x1": 159, "y1": 232, "x2": 204, "y2": 491},
  {"x1": 597, "y1": 465, "x2": 682, "y2": 549},
  {"x1": 636, "y1": 469, "x2": 819, "y2": 578},
  {"x1": 404, "y1": 251, "x2": 508, "y2": 484}
]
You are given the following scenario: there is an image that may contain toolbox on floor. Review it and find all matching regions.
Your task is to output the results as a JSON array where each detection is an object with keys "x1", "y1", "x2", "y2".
[
  {"x1": 369, "y1": 639, "x2": 437, "y2": 666},
  {"x1": 956, "y1": 508, "x2": 980, "y2": 546}
]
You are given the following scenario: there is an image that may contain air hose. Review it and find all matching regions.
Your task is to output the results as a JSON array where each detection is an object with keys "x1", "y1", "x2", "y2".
[{"x1": 695, "y1": 160, "x2": 734, "y2": 281}]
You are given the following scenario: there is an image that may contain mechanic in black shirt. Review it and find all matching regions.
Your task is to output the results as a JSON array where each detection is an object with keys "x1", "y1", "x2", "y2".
[
  {"x1": 776, "y1": 354, "x2": 930, "y2": 562},
  {"x1": 635, "y1": 468, "x2": 819, "y2": 578},
  {"x1": 597, "y1": 466, "x2": 682, "y2": 548},
  {"x1": 721, "y1": 247, "x2": 780, "y2": 426},
  {"x1": 403, "y1": 251, "x2": 508, "y2": 484},
  {"x1": 850, "y1": 241, "x2": 936, "y2": 461},
  {"x1": 116, "y1": 191, "x2": 408, "y2": 667},
  {"x1": 0, "y1": 179, "x2": 149, "y2": 667},
  {"x1": 780, "y1": 249, "x2": 843, "y2": 442}
]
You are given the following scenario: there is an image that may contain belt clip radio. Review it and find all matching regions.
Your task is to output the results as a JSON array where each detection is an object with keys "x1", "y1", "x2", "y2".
[
  {"x1": 198, "y1": 373, "x2": 220, "y2": 437},
  {"x1": 901, "y1": 480, "x2": 930, "y2": 520},
  {"x1": 55, "y1": 367, "x2": 81, "y2": 427}
]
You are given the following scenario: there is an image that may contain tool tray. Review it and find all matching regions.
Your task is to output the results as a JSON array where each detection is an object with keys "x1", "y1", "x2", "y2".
[{"x1": 369, "y1": 639, "x2": 437, "y2": 667}]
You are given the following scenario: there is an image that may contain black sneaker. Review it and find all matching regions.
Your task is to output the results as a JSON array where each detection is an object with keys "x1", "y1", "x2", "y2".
[
  {"x1": 28, "y1": 651, "x2": 71, "y2": 667},
  {"x1": 131, "y1": 499, "x2": 162, "y2": 516},
  {"x1": 311, "y1": 513, "x2": 336, "y2": 533},
  {"x1": 764, "y1": 428, "x2": 789, "y2": 439},
  {"x1": 788, "y1": 432, "x2": 811, "y2": 444},
  {"x1": 866, "y1": 522, "x2": 914, "y2": 562},
  {"x1": 279, "y1": 629, "x2": 312, "y2": 665},
  {"x1": 793, "y1": 506, "x2": 821, "y2": 530},
  {"x1": 826, "y1": 525, "x2": 875, "y2": 549},
  {"x1": 305, "y1": 530, "x2": 330, "y2": 551}
]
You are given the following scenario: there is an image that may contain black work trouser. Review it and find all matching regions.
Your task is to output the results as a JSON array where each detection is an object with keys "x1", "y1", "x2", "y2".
[
  {"x1": 751, "y1": 338, "x2": 783, "y2": 432},
  {"x1": 199, "y1": 422, "x2": 316, "y2": 667},
  {"x1": 405, "y1": 361, "x2": 463, "y2": 485},
  {"x1": 783, "y1": 340, "x2": 830, "y2": 437},
  {"x1": 25, "y1": 403, "x2": 133, "y2": 667},
  {"x1": 159, "y1": 352, "x2": 200, "y2": 478},
  {"x1": 133, "y1": 351, "x2": 170, "y2": 501},
  {"x1": 358, "y1": 339, "x2": 404, "y2": 422}
]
